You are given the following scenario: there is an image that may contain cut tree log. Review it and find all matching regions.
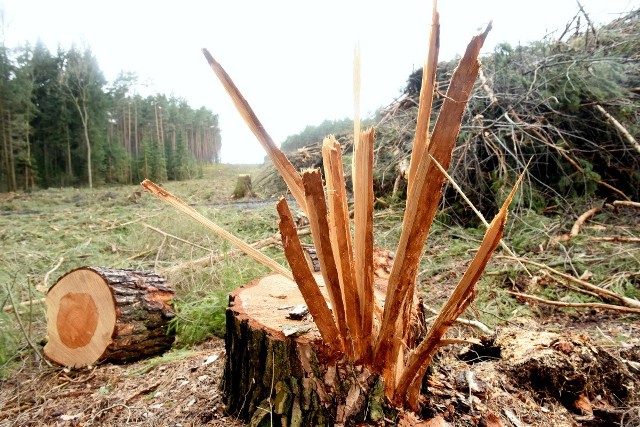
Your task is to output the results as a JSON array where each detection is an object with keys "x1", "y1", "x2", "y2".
[
  {"x1": 223, "y1": 272, "x2": 391, "y2": 427},
  {"x1": 44, "y1": 267, "x2": 175, "y2": 368}
]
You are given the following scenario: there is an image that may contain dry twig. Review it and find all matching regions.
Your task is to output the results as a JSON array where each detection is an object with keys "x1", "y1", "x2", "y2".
[
  {"x1": 502, "y1": 256, "x2": 640, "y2": 309},
  {"x1": 570, "y1": 207, "x2": 601, "y2": 238},
  {"x1": 510, "y1": 292, "x2": 640, "y2": 314}
]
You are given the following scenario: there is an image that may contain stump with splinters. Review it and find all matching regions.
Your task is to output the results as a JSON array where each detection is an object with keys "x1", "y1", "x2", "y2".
[
  {"x1": 44, "y1": 267, "x2": 175, "y2": 368},
  {"x1": 195, "y1": 7, "x2": 510, "y2": 424},
  {"x1": 224, "y1": 273, "x2": 390, "y2": 426}
]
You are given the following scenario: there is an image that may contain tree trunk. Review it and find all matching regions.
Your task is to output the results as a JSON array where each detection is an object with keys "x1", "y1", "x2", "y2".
[
  {"x1": 81, "y1": 102, "x2": 93, "y2": 188},
  {"x1": 223, "y1": 273, "x2": 391, "y2": 427},
  {"x1": 44, "y1": 267, "x2": 175, "y2": 368}
]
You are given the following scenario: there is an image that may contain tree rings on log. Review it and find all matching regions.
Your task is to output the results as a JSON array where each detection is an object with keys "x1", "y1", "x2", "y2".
[
  {"x1": 223, "y1": 272, "x2": 391, "y2": 427},
  {"x1": 44, "y1": 267, "x2": 175, "y2": 368}
]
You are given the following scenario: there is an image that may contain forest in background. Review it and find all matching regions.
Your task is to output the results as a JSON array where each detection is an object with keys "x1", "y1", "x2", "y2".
[{"x1": 0, "y1": 41, "x2": 221, "y2": 192}]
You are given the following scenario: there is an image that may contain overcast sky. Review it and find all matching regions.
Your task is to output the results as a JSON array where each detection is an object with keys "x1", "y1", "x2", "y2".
[{"x1": 1, "y1": 0, "x2": 638, "y2": 164}]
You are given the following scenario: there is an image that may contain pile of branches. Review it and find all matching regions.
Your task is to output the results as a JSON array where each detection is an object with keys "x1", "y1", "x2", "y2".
[{"x1": 257, "y1": 8, "x2": 640, "y2": 223}]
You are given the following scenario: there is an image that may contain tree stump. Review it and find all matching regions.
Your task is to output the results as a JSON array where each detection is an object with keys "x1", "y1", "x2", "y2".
[
  {"x1": 223, "y1": 272, "x2": 394, "y2": 427},
  {"x1": 44, "y1": 267, "x2": 175, "y2": 368},
  {"x1": 233, "y1": 174, "x2": 256, "y2": 199}
]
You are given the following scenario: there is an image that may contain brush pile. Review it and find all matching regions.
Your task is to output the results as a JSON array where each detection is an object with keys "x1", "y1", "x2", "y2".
[{"x1": 257, "y1": 8, "x2": 640, "y2": 224}]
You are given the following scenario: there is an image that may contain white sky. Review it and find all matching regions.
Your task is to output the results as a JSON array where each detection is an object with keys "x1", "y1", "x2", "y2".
[{"x1": 1, "y1": 0, "x2": 638, "y2": 164}]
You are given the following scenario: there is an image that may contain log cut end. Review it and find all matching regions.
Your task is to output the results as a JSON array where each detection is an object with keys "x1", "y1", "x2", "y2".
[{"x1": 45, "y1": 267, "x2": 175, "y2": 368}]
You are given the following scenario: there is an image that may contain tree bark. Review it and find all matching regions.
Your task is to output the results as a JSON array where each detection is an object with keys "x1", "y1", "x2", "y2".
[{"x1": 44, "y1": 267, "x2": 175, "y2": 368}]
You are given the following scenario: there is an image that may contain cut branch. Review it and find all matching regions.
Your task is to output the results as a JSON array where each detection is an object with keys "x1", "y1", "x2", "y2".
[
  {"x1": 141, "y1": 179, "x2": 292, "y2": 280},
  {"x1": 276, "y1": 198, "x2": 342, "y2": 350},
  {"x1": 595, "y1": 104, "x2": 640, "y2": 154},
  {"x1": 613, "y1": 200, "x2": 640, "y2": 209},
  {"x1": 509, "y1": 292, "x2": 640, "y2": 314},
  {"x1": 201, "y1": 49, "x2": 306, "y2": 211},
  {"x1": 502, "y1": 256, "x2": 640, "y2": 309}
]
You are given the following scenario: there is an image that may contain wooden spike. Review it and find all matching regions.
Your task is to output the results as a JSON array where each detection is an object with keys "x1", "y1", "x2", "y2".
[
  {"x1": 407, "y1": 3, "x2": 440, "y2": 196},
  {"x1": 201, "y1": 49, "x2": 307, "y2": 212},
  {"x1": 353, "y1": 44, "x2": 361, "y2": 153},
  {"x1": 302, "y1": 169, "x2": 349, "y2": 352},
  {"x1": 394, "y1": 172, "x2": 522, "y2": 409},
  {"x1": 374, "y1": 24, "x2": 492, "y2": 386},
  {"x1": 276, "y1": 198, "x2": 342, "y2": 349},
  {"x1": 395, "y1": 5, "x2": 441, "y2": 362},
  {"x1": 141, "y1": 179, "x2": 293, "y2": 280},
  {"x1": 352, "y1": 128, "x2": 375, "y2": 358},
  {"x1": 322, "y1": 136, "x2": 363, "y2": 360}
]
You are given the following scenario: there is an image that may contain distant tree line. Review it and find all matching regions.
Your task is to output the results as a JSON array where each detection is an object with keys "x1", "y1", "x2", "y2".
[
  {"x1": 0, "y1": 40, "x2": 221, "y2": 191},
  {"x1": 280, "y1": 117, "x2": 375, "y2": 153}
]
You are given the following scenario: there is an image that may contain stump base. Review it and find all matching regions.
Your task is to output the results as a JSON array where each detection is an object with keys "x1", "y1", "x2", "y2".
[{"x1": 223, "y1": 273, "x2": 387, "y2": 427}]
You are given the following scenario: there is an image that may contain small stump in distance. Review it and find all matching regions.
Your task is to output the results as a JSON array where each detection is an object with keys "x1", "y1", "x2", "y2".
[{"x1": 44, "y1": 267, "x2": 175, "y2": 368}]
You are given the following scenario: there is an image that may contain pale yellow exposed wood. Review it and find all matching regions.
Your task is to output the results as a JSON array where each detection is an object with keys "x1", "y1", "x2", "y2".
[
  {"x1": 595, "y1": 104, "x2": 640, "y2": 154},
  {"x1": 45, "y1": 269, "x2": 116, "y2": 368}
]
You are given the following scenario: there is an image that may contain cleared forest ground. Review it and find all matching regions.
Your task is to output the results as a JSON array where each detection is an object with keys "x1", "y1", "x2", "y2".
[{"x1": 0, "y1": 163, "x2": 638, "y2": 426}]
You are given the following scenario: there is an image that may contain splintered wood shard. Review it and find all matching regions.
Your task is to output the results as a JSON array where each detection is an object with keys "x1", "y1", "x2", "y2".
[
  {"x1": 141, "y1": 179, "x2": 293, "y2": 280},
  {"x1": 302, "y1": 169, "x2": 349, "y2": 351},
  {"x1": 322, "y1": 135, "x2": 364, "y2": 359},
  {"x1": 352, "y1": 45, "x2": 375, "y2": 358},
  {"x1": 394, "y1": 172, "x2": 522, "y2": 409},
  {"x1": 276, "y1": 197, "x2": 342, "y2": 349},
  {"x1": 353, "y1": 127, "x2": 375, "y2": 356},
  {"x1": 374, "y1": 24, "x2": 492, "y2": 384},
  {"x1": 201, "y1": 49, "x2": 307, "y2": 212},
  {"x1": 407, "y1": 2, "x2": 440, "y2": 194}
]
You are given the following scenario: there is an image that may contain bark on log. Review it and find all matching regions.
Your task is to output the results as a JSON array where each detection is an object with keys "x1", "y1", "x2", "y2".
[
  {"x1": 223, "y1": 273, "x2": 390, "y2": 427},
  {"x1": 44, "y1": 267, "x2": 175, "y2": 368}
]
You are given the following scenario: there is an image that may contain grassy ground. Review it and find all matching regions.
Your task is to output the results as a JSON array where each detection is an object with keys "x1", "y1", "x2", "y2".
[
  {"x1": 0, "y1": 164, "x2": 280, "y2": 372},
  {"x1": 1, "y1": 164, "x2": 639, "y2": 377}
]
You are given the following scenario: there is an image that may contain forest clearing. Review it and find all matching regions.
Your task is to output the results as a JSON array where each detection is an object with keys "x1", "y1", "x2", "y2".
[
  {"x1": 0, "y1": 161, "x2": 638, "y2": 426},
  {"x1": 1, "y1": 5, "x2": 640, "y2": 427}
]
